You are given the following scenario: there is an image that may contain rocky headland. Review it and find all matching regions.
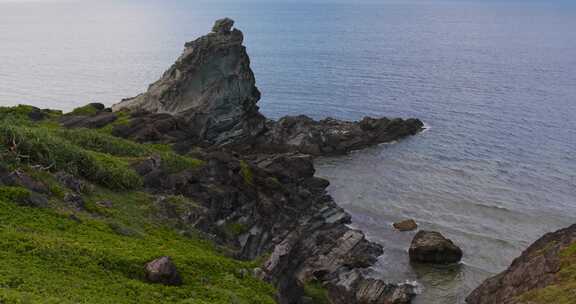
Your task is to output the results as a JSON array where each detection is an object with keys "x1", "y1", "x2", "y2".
[
  {"x1": 1, "y1": 17, "x2": 573, "y2": 304},
  {"x1": 109, "y1": 18, "x2": 425, "y2": 304},
  {"x1": 0, "y1": 18, "x2": 423, "y2": 304}
]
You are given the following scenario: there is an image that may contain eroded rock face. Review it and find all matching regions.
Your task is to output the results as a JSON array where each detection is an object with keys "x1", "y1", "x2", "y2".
[
  {"x1": 111, "y1": 18, "x2": 423, "y2": 153},
  {"x1": 466, "y1": 224, "x2": 576, "y2": 304},
  {"x1": 130, "y1": 150, "x2": 416, "y2": 304},
  {"x1": 409, "y1": 230, "x2": 462, "y2": 264},
  {"x1": 252, "y1": 116, "x2": 423, "y2": 156},
  {"x1": 144, "y1": 256, "x2": 182, "y2": 286},
  {"x1": 113, "y1": 18, "x2": 266, "y2": 146}
]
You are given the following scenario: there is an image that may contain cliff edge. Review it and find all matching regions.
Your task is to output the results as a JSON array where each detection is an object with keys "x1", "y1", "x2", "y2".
[{"x1": 467, "y1": 224, "x2": 576, "y2": 304}]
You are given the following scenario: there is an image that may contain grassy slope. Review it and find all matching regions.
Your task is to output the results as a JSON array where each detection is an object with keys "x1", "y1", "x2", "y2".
[
  {"x1": 517, "y1": 242, "x2": 576, "y2": 304},
  {"x1": 0, "y1": 105, "x2": 275, "y2": 304}
]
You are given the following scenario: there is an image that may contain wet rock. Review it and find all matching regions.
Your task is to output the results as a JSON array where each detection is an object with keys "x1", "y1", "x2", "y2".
[
  {"x1": 393, "y1": 219, "x2": 418, "y2": 231},
  {"x1": 256, "y1": 115, "x2": 424, "y2": 156},
  {"x1": 409, "y1": 230, "x2": 462, "y2": 264},
  {"x1": 466, "y1": 224, "x2": 576, "y2": 304},
  {"x1": 144, "y1": 256, "x2": 182, "y2": 286}
]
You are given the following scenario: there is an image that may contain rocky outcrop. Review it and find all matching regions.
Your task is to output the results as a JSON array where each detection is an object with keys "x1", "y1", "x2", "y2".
[
  {"x1": 144, "y1": 256, "x2": 183, "y2": 286},
  {"x1": 393, "y1": 219, "x2": 418, "y2": 232},
  {"x1": 113, "y1": 18, "x2": 266, "y2": 146},
  {"x1": 100, "y1": 17, "x2": 424, "y2": 304},
  {"x1": 466, "y1": 224, "x2": 576, "y2": 304},
  {"x1": 252, "y1": 116, "x2": 423, "y2": 156},
  {"x1": 111, "y1": 19, "x2": 423, "y2": 154},
  {"x1": 128, "y1": 149, "x2": 416, "y2": 303},
  {"x1": 409, "y1": 230, "x2": 462, "y2": 264}
]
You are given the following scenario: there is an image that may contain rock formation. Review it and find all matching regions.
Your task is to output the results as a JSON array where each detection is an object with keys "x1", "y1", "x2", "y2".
[
  {"x1": 112, "y1": 18, "x2": 266, "y2": 146},
  {"x1": 134, "y1": 149, "x2": 417, "y2": 303},
  {"x1": 112, "y1": 18, "x2": 423, "y2": 154},
  {"x1": 393, "y1": 219, "x2": 418, "y2": 232},
  {"x1": 409, "y1": 230, "x2": 463, "y2": 264},
  {"x1": 466, "y1": 224, "x2": 576, "y2": 304},
  {"x1": 144, "y1": 256, "x2": 183, "y2": 286},
  {"x1": 103, "y1": 17, "x2": 426, "y2": 303}
]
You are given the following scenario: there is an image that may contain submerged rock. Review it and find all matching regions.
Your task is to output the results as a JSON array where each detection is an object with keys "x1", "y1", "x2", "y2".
[
  {"x1": 409, "y1": 230, "x2": 462, "y2": 264},
  {"x1": 466, "y1": 224, "x2": 576, "y2": 304},
  {"x1": 144, "y1": 256, "x2": 182, "y2": 286},
  {"x1": 393, "y1": 219, "x2": 418, "y2": 232}
]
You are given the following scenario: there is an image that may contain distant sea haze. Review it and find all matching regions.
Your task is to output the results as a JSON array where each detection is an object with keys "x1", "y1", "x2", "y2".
[{"x1": 1, "y1": 1, "x2": 575, "y2": 303}]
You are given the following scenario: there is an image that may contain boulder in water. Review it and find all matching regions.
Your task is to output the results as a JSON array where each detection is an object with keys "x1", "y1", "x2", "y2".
[{"x1": 409, "y1": 230, "x2": 463, "y2": 264}]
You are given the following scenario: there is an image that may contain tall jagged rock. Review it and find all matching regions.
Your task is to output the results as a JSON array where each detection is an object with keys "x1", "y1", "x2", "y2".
[
  {"x1": 113, "y1": 18, "x2": 266, "y2": 145},
  {"x1": 112, "y1": 18, "x2": 423, "y2": 153}
]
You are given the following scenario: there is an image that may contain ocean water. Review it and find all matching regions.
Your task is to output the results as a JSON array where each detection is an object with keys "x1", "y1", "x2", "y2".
[{"x1": 1, "y1": 1, "x2": 575, "y2": 303}]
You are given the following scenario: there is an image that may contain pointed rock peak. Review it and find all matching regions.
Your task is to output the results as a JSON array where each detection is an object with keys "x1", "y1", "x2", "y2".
[
  {"x1": 212, "y1": 18, "x2": 235, "y2": 34},
  {"x1": 113, "y1": 18, "x2": 265, "y2": 145}
]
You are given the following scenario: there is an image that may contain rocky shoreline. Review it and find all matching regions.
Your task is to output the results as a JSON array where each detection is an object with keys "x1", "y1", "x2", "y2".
[
  {"x1": 1, "y1": 17, "x2": 573, "y2": 304},
  {"x1": 56, "y1": 18, "x2": 425, "y2": 303}
]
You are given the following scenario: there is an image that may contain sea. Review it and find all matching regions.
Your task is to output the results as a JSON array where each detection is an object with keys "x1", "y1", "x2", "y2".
[{"x1": 1, "y1": 1, "x2": 575, "y2": 303}]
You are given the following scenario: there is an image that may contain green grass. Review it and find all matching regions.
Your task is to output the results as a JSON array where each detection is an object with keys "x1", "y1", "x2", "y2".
[
  {"x1": 0, "y1": 186, "x2": 30, "y2": 203},
  {"x1": 0, "y1": 121, "x2": 203, "y2": 190},
  {"x1": 517, "y1": 241, "x2": 576, "y2": 304},
  {"x1": 0, "y1": 191, "x2": 276, "y2": 304},
  {"x1": 239, "y1": 161, "x2": 253, "y2": 186},
  {"x1": 303, "y1": 281, "x2": 330, "y2": 304},
  {"x1": 0, "y1": 105, "x2": 274, "y2": 303},
  {"x1": 98, "y1": 111, "x2": 131, "y2": 135},
  {"x1": 0, "y1": 124, "x2": 142, "y2": 190},
  {"x1": 68, "y1": 104, "x2": 99, "y2": 116}
]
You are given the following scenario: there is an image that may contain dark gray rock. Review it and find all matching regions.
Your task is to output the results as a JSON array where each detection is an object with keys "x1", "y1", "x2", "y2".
[
  {"x1": 60, "y1": 112, "x2": 117, "y2": 129},
  {"x1": 113, "y1": 19, "x2": 266, "y2": 146},
  {"x1": 1, "y1": 170, "x2": 49, "y2": 194},
  {"x1": 131, "y1": 149, "x2": 416, "y2": 304},
  {"x1": 144, "y1": 256, "x2": 182, "y2": 286},
  {"x1": 254, "y1": 116, "x2": 424, "y2": 156},
  {"x1": 63, "y1": 193, "x2": 85, "y2": 210},
  {"x1": 212, "y1": 17, "x2": 235, "y2": 33},
  {"x1": 55, "y1": 172, "x2": 91, "y2": 193},
  {"x1": 409, "y1": 230, "x2": 463, "y2": 264}
]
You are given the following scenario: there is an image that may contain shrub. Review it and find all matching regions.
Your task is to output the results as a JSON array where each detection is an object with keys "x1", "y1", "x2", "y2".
[{"x1": 0, "y1": 124, "x2": 142, "y2": 190}]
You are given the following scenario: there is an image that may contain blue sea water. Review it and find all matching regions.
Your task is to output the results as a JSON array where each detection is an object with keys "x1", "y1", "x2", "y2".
[{"x1": 1, "y1": 1, "x2": 575, "y2": 303}]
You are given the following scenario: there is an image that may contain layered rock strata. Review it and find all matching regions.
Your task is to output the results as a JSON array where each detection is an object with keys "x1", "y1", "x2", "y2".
[
  {"x1": 104, "y1": 17, "x2": 426, "y2": 303},
  {"x1": 112, "y1": 18, "x2": 423, "y2": 154}
]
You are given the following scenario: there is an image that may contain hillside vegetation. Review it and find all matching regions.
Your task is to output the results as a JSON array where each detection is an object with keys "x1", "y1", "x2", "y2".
[{"x1": 0, "y1": 105, "x2": 275, "y2": 304}]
